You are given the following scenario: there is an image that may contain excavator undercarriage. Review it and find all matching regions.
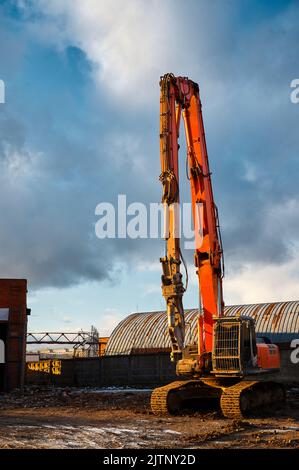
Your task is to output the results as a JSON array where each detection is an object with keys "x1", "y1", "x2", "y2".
[
  {"x1": 151, "y1": 378, "x2": 285, "y2": 419},
  {"x1": 151, "y1": 314, "x2": 284, "y2": 418}
]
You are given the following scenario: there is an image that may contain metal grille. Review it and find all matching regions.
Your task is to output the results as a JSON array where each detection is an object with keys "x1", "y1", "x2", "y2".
[{"x1": 213, "y1": 322, "x2": 241, "y2": 372}]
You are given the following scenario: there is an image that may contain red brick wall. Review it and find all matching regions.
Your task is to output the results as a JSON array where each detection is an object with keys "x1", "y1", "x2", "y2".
[{"x1": 0, "y1": 279, "x2": 28, "y2": 391}]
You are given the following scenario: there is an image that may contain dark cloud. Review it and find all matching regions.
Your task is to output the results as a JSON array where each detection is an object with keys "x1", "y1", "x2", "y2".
[{"x1": 0, "y1": 1, "x2": 299, "y2": 291}]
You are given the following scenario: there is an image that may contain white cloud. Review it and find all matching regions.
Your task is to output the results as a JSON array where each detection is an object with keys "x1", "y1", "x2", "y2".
[
  {"x1": 101, "y1": 308, "x2": 122, "y2": 335},
  {"x1": 103, "y1": 132, "x2": 145, "y2": 172},
  {"x1": 1, "y1": 143, "x2": 42, "y2": 182},
  {"x1": 136, "y1": 261, "x2": 160, "y2": 272},
  {"x1": 62, "y1": 315, "x2": 72, "y2": 323},
  {"x1": 18, "y1": 0, "x2": 299, "y2": 114},
  {"x1": 187, "y1": 197, "x2": 299, "y2": 305},
  {"x1": 187, "y1": 250, "x2": 299, "y2": 306},
  {"x1": 20, "y1": 0, "x2": 183, "y2": 104},
  {"x1": 141, "y1": 283, "x2": 161, "y2": 296},
  {"x1": 242, "y1": 161, "x2": 258, "y2": 183},
  {"x1": 225, "y1": 254, "x2": 299, "y2": 305}
]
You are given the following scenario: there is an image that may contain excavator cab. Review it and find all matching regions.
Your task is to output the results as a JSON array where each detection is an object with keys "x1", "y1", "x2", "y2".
[{"x1": 212, "y1": 316, "x2": 258, "y2": 377}]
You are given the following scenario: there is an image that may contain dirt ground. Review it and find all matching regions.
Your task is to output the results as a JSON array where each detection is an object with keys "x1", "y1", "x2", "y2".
[{"x1": 0, "y1": 386, "x2": 299, "y2": 449}]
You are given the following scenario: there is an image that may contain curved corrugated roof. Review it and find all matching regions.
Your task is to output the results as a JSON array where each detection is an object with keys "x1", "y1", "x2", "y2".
[{"x1": 105, "y1": 301, "x2": 299, "y2": 355}]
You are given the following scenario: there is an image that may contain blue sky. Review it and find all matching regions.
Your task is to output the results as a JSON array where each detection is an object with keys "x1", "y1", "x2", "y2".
[{"x1": 0, "y1": 0, "x2": 299, "y2": 336}]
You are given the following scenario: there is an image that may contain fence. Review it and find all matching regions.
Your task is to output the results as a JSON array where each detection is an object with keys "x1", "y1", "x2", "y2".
[{"x1": 26, "y1": 345, "x2": 299, "y2": 388}]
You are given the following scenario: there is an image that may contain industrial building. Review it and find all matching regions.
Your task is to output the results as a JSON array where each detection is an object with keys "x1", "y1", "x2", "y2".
[
  {"x1": 0, "y1": 279, "x2": 29, "y2": 391},
  {"x1": 105, "y1": 301, "x2": 299, "y2": 355},
  {"x1": 82, "y1": 302, "x2": 295, "y2": 389},
  {"x1": 26, "y1": 301, "x2": 299, "y2": 389}
]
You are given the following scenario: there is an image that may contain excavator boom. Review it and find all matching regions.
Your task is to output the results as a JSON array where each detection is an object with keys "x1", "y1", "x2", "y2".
[{"x1": 159, "y1": 74, "x2": 224, "y2": 368}]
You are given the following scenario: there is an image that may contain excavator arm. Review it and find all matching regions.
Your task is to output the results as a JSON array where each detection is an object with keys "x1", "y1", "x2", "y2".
[
  {"x1": 159, "y1": 74, "x2": 185, "y2": 362},
  {"x1": 159, "y1": 73, "x2": 224, "y2": 371}
]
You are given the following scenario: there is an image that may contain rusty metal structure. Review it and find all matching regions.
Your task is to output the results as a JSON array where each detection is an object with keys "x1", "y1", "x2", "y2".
[
  {"x1": 27, "y1": 328, "x2": 104, "y2": 358},
  {"x1": 105, "y1": 301, "x2": 299, "y2": 356},
  {"x1": 0, "y1": 279, "x2": 30, "y2": 391},
  {"x1": 98, "y1": 337, "x2": 109, "y2": 357},
  {"x1": 27, "y1": 331, "x2": 98, "y2": 345}
]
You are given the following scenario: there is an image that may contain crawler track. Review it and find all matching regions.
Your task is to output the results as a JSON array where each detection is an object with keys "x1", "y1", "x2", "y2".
[
  {"x1": 151, "y1": 379, "x2": 285, "y2": 418},
  {"x1": 220, "y1": 381, "x2": 258, "y2": 418},
  {"x1": 221, "y1": 381, "x2": 285, "y2": 418},
  {"x1": 151, "y1": 380, "x2": 198, "y2": 415},
  {"x1": 151, "y1": 380, "x2": 220, "y2": 415}
]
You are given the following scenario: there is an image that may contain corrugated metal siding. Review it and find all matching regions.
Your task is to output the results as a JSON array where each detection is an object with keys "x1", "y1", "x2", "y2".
[{"x1": 105, "y1": 301, "x2": 299, "y2": 356}]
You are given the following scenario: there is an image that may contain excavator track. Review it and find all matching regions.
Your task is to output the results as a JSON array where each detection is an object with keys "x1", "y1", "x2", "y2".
[
  {"x1": 151, "y1": 380, "x2": 212, "y2": 415},
  {"x1": 220, "y1": 380, "x2": 285, "y2": 419},
  {"x1": 220, "y1": 381, "x2": 257, "y2": 419},
  {"x1": 151, "y1": 379, "x2": 285, "y2": 418},
  {"x1": 151, "y1": 380, "x2": 194, "y2": 415}
]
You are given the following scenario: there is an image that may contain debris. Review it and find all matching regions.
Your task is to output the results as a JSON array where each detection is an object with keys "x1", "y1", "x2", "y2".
[{"x1": 0, "y1": 387, "x2": 298, "y2": 449}]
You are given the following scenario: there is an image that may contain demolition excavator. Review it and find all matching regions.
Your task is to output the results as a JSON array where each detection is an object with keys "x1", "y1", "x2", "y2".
[{"x1": 150, "y1": 73, "x2": 284, "y2": 418}]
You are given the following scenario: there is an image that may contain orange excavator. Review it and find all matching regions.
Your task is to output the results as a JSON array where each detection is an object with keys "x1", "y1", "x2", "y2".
[{"x1": 151, "y1": 73, "x2": 284, "y2": 418}]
